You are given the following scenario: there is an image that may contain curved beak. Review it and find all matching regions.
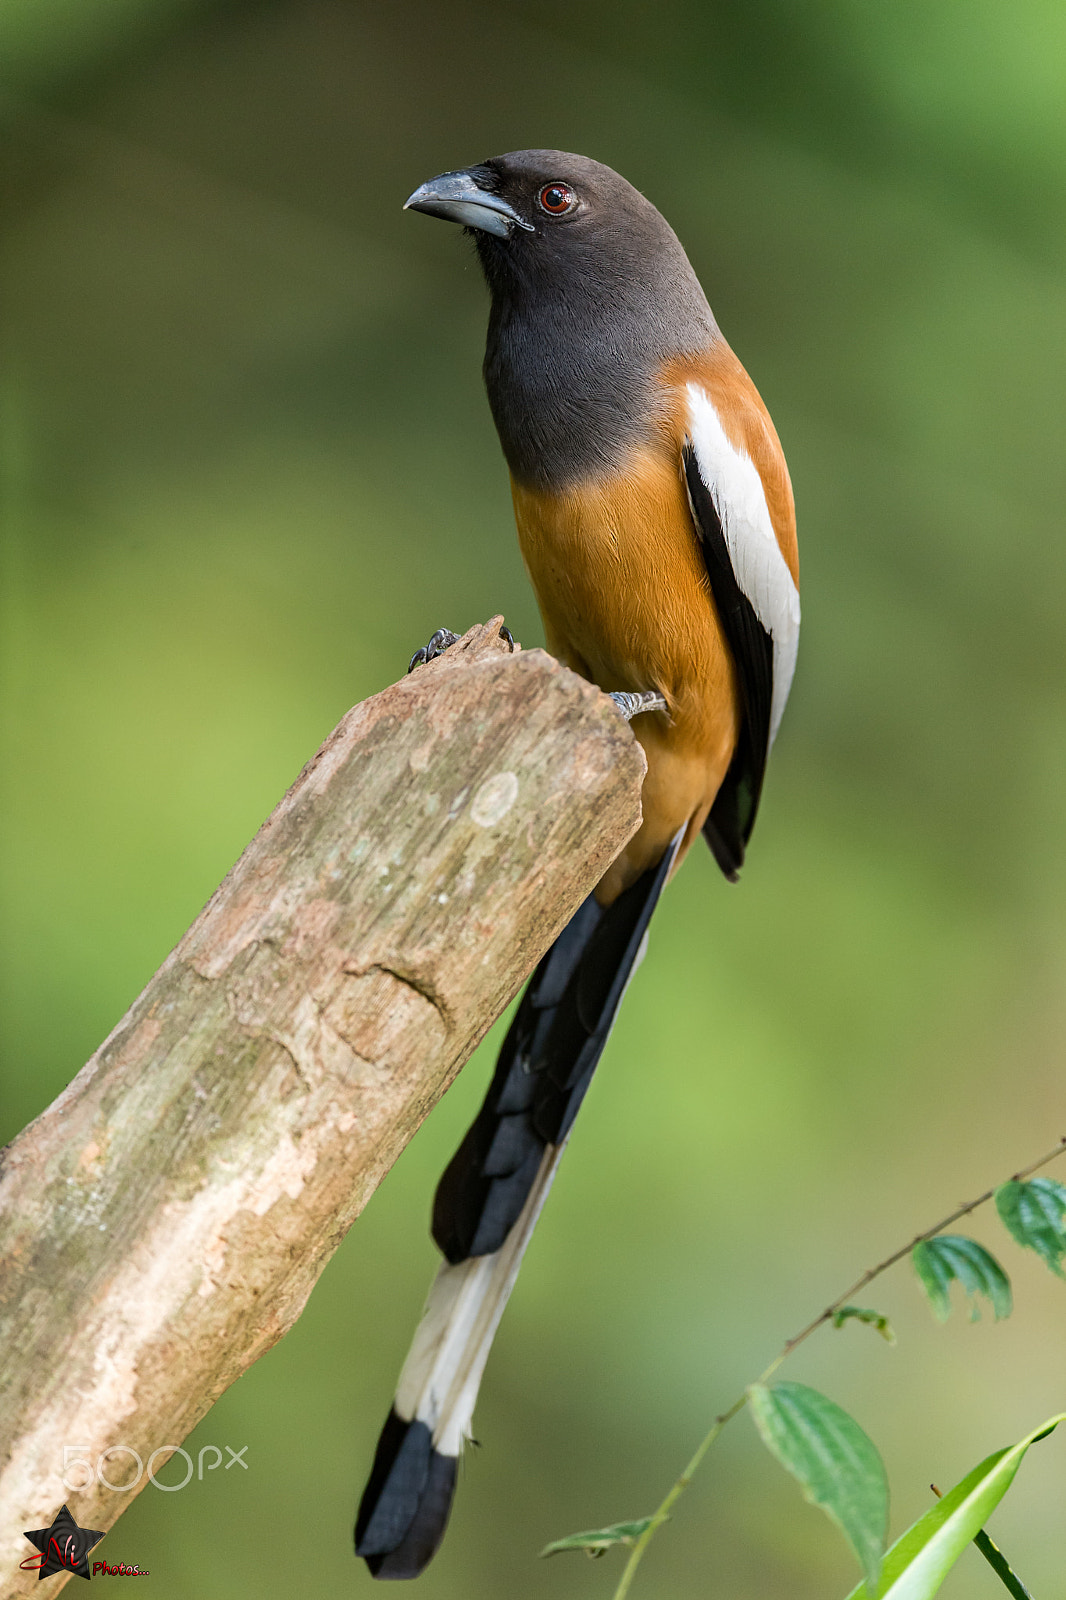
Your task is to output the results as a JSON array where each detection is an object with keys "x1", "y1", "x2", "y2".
[{"x1": 403, "y1": 169, "x2": 534, "y2": 238}]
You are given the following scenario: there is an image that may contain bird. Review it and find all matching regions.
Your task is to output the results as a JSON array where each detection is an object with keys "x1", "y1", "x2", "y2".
[{"x1": 355, "y1": 149, "x2": 800, "y2": 1579}]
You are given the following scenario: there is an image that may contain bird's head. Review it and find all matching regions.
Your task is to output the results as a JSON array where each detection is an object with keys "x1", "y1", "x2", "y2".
[
  {"x1": 404, "y1": 149, "x2": 717, "y2": 487},
  {"x1": 404, "y1": 149, "x2": 687, "y2": 305}
]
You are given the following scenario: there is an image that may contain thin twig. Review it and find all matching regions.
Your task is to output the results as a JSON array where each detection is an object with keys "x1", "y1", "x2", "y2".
[
  {"x1": 776, "y1": 1137, "x2": 1066, "y2": 1363},
  {"x1": 610, "y1": 1136, "x2": 1066, "y2": 1600}
]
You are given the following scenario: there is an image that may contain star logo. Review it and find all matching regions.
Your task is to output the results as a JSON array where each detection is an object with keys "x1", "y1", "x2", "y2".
[{"x1": 21, "y1": 1504, "x2": 105, "y2": 1581}]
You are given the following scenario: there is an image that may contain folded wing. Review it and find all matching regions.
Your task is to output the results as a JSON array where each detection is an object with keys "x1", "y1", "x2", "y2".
[{"x1": 683, "y1": 381, "x2": 800, "y2": 879}]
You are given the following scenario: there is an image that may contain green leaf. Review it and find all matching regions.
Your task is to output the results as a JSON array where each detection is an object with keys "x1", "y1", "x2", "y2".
[
  {"x1": 912, "y1": 1235, "x2": 1012, "y2": 1322},
  {"x1": 996, "y1": 1177, "x2": 1066, "y2": 1278},
  {"x1": 539, "y1": 1517, "x2": 658, "y2": 1559},
  {"x1": 843, "y1": 1412, "x2": 1064, "y2": 1599},
  {"x1": 832, "y1": 1305, "x2": 897, "y2": 1343},
  {"x1": 748, "y1": 1381, "x2": 887, "y2": 1592}
]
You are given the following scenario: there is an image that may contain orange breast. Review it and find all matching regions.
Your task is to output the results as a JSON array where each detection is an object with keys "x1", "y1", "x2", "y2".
[{"x1": 511, "y1": 443, "x2": 738, "y2": 899}]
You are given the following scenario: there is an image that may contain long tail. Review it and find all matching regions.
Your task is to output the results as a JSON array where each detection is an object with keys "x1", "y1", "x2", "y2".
[{"x1": 355, "y1": 833, "x2": 681, "y2": 1579}]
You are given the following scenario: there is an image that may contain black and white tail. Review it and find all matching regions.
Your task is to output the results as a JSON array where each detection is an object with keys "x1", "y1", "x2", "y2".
[{"x1": 355, "y1": 835, "x2": 681, "y2": 1579}]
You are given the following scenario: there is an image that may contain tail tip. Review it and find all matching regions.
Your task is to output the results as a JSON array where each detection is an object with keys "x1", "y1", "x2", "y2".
[{"x1": 355, "y1": 1409, "x2": 458, "y2": 1580}]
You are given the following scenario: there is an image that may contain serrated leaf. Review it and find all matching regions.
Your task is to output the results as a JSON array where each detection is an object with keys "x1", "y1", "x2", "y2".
[
  {"x1": 912, "y1": 1236, "x2": 1012, "y2": 1322},
  {"x1": 995, "y1": 1177, "x2": 1066, "y2": 1278},
  {"x1": 843, "y1": 1412, "x2": 1064, "y2": 1599},
  {"x1": 539, "y1": 1517, "x2": 658, "y2": 1559},
  {"x1": 832, "y1": 1305, "x2": 897, "y2": 1343},
  {"x1": 748, "y1": 1381, "x2": 887, "y2": 1591}
]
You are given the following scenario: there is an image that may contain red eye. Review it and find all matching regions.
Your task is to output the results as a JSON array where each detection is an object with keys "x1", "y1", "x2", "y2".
[{"x1": 538, "y1": 183, "x2": 576, "y2": 216}]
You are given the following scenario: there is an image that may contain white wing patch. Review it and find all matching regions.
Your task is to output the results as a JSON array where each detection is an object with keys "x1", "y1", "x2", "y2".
[{"x1": 685, "y1": 383, "x2": 800, "y2": 744}]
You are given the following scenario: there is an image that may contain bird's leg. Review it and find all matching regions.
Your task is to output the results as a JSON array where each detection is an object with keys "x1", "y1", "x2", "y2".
[
  {"x1": 609, "y1": 689, "x2": 668, "y2": 721},
  {"x1": 407, "y1": 628, "x2": 460, "y2": 674}
]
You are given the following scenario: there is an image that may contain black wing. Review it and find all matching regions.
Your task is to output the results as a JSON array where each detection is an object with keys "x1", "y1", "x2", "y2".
[{"x1": 682, "y1": 443, "x2": 774, "y2": 881}]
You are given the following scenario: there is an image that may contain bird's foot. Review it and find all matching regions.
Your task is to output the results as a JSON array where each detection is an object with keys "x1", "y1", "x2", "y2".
[
  {"x1": 408, "y1": 628, "x2": 460, "y2": 674},
  {"x1": 609, "y1": 689, "x2": 668, "y2": 722},
  {"x1": 407, "y1": 621, "x2": 515, "y2": 674}
]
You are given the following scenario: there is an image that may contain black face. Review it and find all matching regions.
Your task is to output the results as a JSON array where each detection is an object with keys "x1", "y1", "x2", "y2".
[
  {"x1": 468, "y1": 162, "x2": 589, "y2": 230},
  {"x1": 404, "y1": 149, "x2": 718, "y2": 489},
  {"x1": 454, "y1": 156, "x2": 613, "y2": 304}
]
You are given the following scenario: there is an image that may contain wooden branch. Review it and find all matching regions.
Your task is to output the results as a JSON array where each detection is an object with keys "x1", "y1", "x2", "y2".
[{"x1": 0, "y1": 619, "x2": 645, "y2": 1591}]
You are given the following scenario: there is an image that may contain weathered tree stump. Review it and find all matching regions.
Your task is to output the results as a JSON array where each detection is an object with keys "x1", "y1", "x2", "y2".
[{"x1": 0, "y1": 619, "x2": 645, "y2": 1591}]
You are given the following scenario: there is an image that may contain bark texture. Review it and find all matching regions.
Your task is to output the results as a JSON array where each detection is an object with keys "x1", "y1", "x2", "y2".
[{"x1": 0, "y1": 619, "x2": 645, "y2": 1591}]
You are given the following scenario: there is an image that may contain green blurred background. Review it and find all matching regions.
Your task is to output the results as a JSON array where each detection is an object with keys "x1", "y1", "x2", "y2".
[{"x1": 2, "y1": 1, "x2": 1065, "y2": 1594}]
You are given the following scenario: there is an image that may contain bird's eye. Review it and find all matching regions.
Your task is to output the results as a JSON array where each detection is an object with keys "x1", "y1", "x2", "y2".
[{"x1": 537, "y1": 183, "x2": 576, "y2": 216}]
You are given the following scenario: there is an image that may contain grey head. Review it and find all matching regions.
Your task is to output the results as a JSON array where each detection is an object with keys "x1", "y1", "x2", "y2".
[{"x1": 405, "y1": 150, "x2": 718, "y2": 490}]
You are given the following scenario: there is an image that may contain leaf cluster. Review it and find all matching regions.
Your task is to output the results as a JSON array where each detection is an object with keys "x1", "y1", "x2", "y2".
[{"x1": 543, "y1": 1169, "x2": 1066, "y2": 1599}]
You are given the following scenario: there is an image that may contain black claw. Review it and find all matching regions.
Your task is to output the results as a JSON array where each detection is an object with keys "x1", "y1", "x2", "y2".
[
  {"x1": 499, "y1": 624, "x2": 515, "y2": 652},
  {"x1": 426, "y1": 628, "x2": 459, "y2": 659},
  {"x1": 407, "y1": 628, "x2": 460, "y2": 674}
]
